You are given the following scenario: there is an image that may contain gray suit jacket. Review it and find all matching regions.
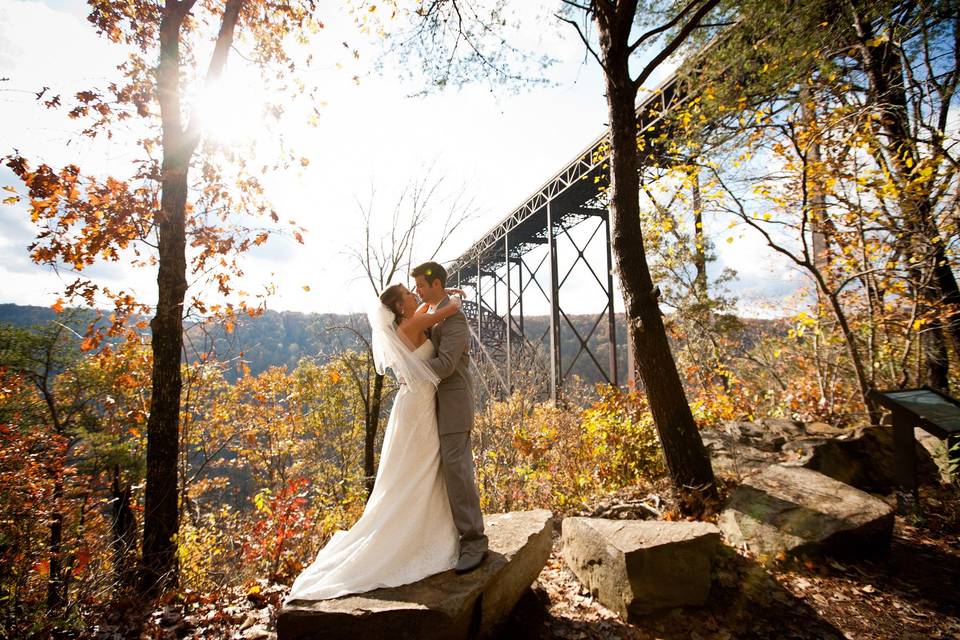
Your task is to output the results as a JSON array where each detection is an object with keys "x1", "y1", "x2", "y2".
[{"x1": 428, "y1": 295, "x2": 475, "y2": 435}]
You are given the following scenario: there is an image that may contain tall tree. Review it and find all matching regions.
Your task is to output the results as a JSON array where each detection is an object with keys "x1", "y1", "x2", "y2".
[
  {"x1": 844, "y1": 0, "x2": 959, "y2": 390},
  {"x1": 5, "y1": 0, "x2": 322, "y2": 594},
  {"x1": 364, "y1": 0, "x2": 723, "y2": 508},
  {"x1": 688, "y1": 0, "x2": 959, "y2": 393},
  {"x1": 583, "y1": 0, "x2": 723, "y2": 506}
]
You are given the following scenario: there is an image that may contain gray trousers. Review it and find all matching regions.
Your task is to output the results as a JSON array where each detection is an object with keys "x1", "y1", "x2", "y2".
[{"x1": 439, "y1": 431, "x2": 488, "y2": 555}]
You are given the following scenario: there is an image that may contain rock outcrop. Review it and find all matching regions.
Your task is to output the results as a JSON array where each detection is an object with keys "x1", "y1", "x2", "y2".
[
  {"x1": 718, "y1": 465, "x2": 894, "y2": 561},
  {"x1": 789, "y1": 424, "x2": 940, "y2": 493},
  {"x1": 277, "y1": 509, "x2": 553, "y2": 640},
  {"x1": 561, "y1": 518, "x2": 721, "y2": 618},
  {"x1": 704, "y1": 420, "x2": 938, "y2": 494}
]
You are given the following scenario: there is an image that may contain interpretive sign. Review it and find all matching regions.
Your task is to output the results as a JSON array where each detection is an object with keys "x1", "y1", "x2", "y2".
[{"x1": 868, "y1": 386, "x2": 960, "y2": 513}]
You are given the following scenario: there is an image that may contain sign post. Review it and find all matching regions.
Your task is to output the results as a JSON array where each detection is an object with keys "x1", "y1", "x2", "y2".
[{"x1": 868, "y1": 386, "x2": 960, "y2": 514}]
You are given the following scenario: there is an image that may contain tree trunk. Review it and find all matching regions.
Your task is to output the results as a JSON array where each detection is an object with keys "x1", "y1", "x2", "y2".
[
  {"x1": 850, "y1": 5, "x2": 960, "y2": 366},
  {"x1": 923, "y1": 318, "x2": 950, "y2": 392},
  {"x1": 595, "y1": 2, "x2": 716, "y2": 508},
  {"x1": 364, "y1": 372, "x2": 385, "y2": 497},
  {"x1": 691, "y1": 174, "x2": 708, "y2": 300},
  {"x1": 141, "y1": 1, "x2": 190, "y2": 596},
  {"x1": 140, "y1": 0, "x2": 244, "y2": 595},
  {"x1": 111, "y1": 464, "x2": 138, "y2": 589},
  {"x1": 46, "y1": 476, "x2": 65, "y2": 610}
]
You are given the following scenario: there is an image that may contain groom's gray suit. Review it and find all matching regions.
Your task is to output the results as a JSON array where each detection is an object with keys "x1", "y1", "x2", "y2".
[{"x1": 427, "y1": 295, "x2": 488, "y2": 558}]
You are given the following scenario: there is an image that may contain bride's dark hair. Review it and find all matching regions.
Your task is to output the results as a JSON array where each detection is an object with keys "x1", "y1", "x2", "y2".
[{"x1": 379, "y1": 284, "x2": 406, "y2": 326}]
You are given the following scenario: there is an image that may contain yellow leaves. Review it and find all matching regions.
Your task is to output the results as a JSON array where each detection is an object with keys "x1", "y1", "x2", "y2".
[
  {"x1": 2, "y1": 194, "x2": 19, "y2": 205},
  {"x1": 726, "y1": 236, "x2": 734, "y2": 243},
  {"x1": 302, "y1": 285, "x2": 311, "y2": 292},
  {"x1": 795, "y1": 311, "x2": 816, "y2": 327},
  {"x1": 253, "y1": 489, "x2": 272, "y2": 514},
  {"x1": 329, "y1": 370, "x2": 341, "y2": 384},
  {"x1": 865, "y1": 33, "x2": 889, "y2": 48}
]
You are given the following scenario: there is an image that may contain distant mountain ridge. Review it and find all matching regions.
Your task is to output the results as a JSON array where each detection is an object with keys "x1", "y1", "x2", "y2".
[{"x1": 0, "y1": 302, "x2": 786, "y2": 385}]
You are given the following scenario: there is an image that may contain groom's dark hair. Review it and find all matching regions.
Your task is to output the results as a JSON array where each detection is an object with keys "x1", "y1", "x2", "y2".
[{"x1": 411, "y1": 261, "x2": 447, "y2": 288}]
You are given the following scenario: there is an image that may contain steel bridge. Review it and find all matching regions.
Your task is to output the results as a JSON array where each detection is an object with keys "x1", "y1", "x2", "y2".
[{"x1": 449, "y1": 72, "x2": 691, "y2": 402}]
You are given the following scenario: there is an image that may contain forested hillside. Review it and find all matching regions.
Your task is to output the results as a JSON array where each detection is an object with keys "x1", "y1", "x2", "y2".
[{"x1": 0, "y1": 303, "x2": 785, "y2": 386}]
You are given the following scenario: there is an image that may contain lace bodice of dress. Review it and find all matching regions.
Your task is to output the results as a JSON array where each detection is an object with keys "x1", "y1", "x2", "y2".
[{"x1": 412, "y1": 339, "x2": 435, "y2": 360}]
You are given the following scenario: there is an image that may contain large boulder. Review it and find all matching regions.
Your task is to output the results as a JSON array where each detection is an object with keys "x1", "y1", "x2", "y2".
[
  {"x1": 790, "y1": 425, "x2": 940, "y2": 493},
  {"x1": 561, "y1": 518, "x2": 721, "y2": 618},
  {"x1": 718, "y1": 465, "x2": 894, "y2": 562},
  {"x1": 277, "y1": 509, "x2": 553, "y2": 640}
]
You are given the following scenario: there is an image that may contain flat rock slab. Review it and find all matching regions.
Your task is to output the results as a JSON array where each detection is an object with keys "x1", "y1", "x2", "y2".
[
  {"x1": 718, "y1": 464, "x2": 894, "y2": 562},
  {"x1": 277, "y1": 509, "x2": 553, "y2": 640},
  {"x1": 561, "y1": 518, "x2": 721, "y2": 618}
]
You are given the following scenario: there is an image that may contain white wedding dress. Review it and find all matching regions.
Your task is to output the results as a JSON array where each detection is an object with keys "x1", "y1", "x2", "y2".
[{"x1": 284, "y1": 339, "x2": 459, "y2": 603}]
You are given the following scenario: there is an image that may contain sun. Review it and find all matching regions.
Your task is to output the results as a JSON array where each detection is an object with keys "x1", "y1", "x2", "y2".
[{"x1": 191, "y1": 72, "x2": 268, "y2": 146}]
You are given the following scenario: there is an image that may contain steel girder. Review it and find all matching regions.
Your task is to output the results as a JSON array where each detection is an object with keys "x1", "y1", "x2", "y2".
[{"x1": 448, "y1": 69, "x2": 691, "y2": 400}]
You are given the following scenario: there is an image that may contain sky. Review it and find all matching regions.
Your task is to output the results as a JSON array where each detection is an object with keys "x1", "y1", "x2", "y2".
[{"x1": 0, "y1": 0, "x2": 803, "y2": 317}]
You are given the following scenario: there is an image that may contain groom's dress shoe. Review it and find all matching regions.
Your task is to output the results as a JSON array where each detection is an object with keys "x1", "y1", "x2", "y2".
[{"x1": 454, "y1": 550, "x2": 487, "y2": 574}]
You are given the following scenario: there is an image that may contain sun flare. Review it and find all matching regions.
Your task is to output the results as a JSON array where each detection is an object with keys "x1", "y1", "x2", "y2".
[{"x1": 192, "y1": 73, "x2": 268, "y2": 146}]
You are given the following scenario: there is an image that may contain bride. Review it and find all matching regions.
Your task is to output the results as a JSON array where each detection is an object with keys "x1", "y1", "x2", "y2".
[{"x1": 284, "y1": 283, "x2": 465, "y2": 603}]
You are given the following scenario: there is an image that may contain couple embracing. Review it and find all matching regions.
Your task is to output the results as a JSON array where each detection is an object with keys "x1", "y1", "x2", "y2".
[{"x1": 284, "y1": 262, "x2": 488, "y2": 603}]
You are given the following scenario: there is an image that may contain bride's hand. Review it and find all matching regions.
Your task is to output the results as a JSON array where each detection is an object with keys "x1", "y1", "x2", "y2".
[{"x1": 445, "y1": 288, "x2": 466, "y2": 297}]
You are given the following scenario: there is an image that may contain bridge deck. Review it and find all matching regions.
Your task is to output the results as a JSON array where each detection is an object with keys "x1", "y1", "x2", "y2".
[{"x1": 448, "y1": 73, "x2": 684, "y2": 284}]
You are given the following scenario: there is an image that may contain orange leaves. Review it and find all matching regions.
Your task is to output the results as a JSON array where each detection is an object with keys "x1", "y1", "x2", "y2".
[
  {"x1": 51, "y1": 298, "x2": 65, "y2": 314},
  {"x1": 4, "y1": 154, "x2": 152, "y2": 275}
]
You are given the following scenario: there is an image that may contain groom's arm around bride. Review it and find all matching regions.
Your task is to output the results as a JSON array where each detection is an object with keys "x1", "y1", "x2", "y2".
[{"x1": 412, "y1": 261, "x2": 489, "y2": 574}]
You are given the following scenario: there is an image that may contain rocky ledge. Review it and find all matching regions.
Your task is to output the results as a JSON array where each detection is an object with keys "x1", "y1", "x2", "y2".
[{"x1": 277, "y1": 509, "x2": 553, "y2": 640}]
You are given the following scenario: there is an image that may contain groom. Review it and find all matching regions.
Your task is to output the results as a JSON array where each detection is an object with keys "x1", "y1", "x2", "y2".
[{"x1": 412, "y1": 261, "x2": 489, "y2": 574}]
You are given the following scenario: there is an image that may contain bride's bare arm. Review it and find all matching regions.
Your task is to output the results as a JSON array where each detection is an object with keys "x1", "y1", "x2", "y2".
[{"x1": 398, "y1": 300, "x2": 460, "y2": 341}]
